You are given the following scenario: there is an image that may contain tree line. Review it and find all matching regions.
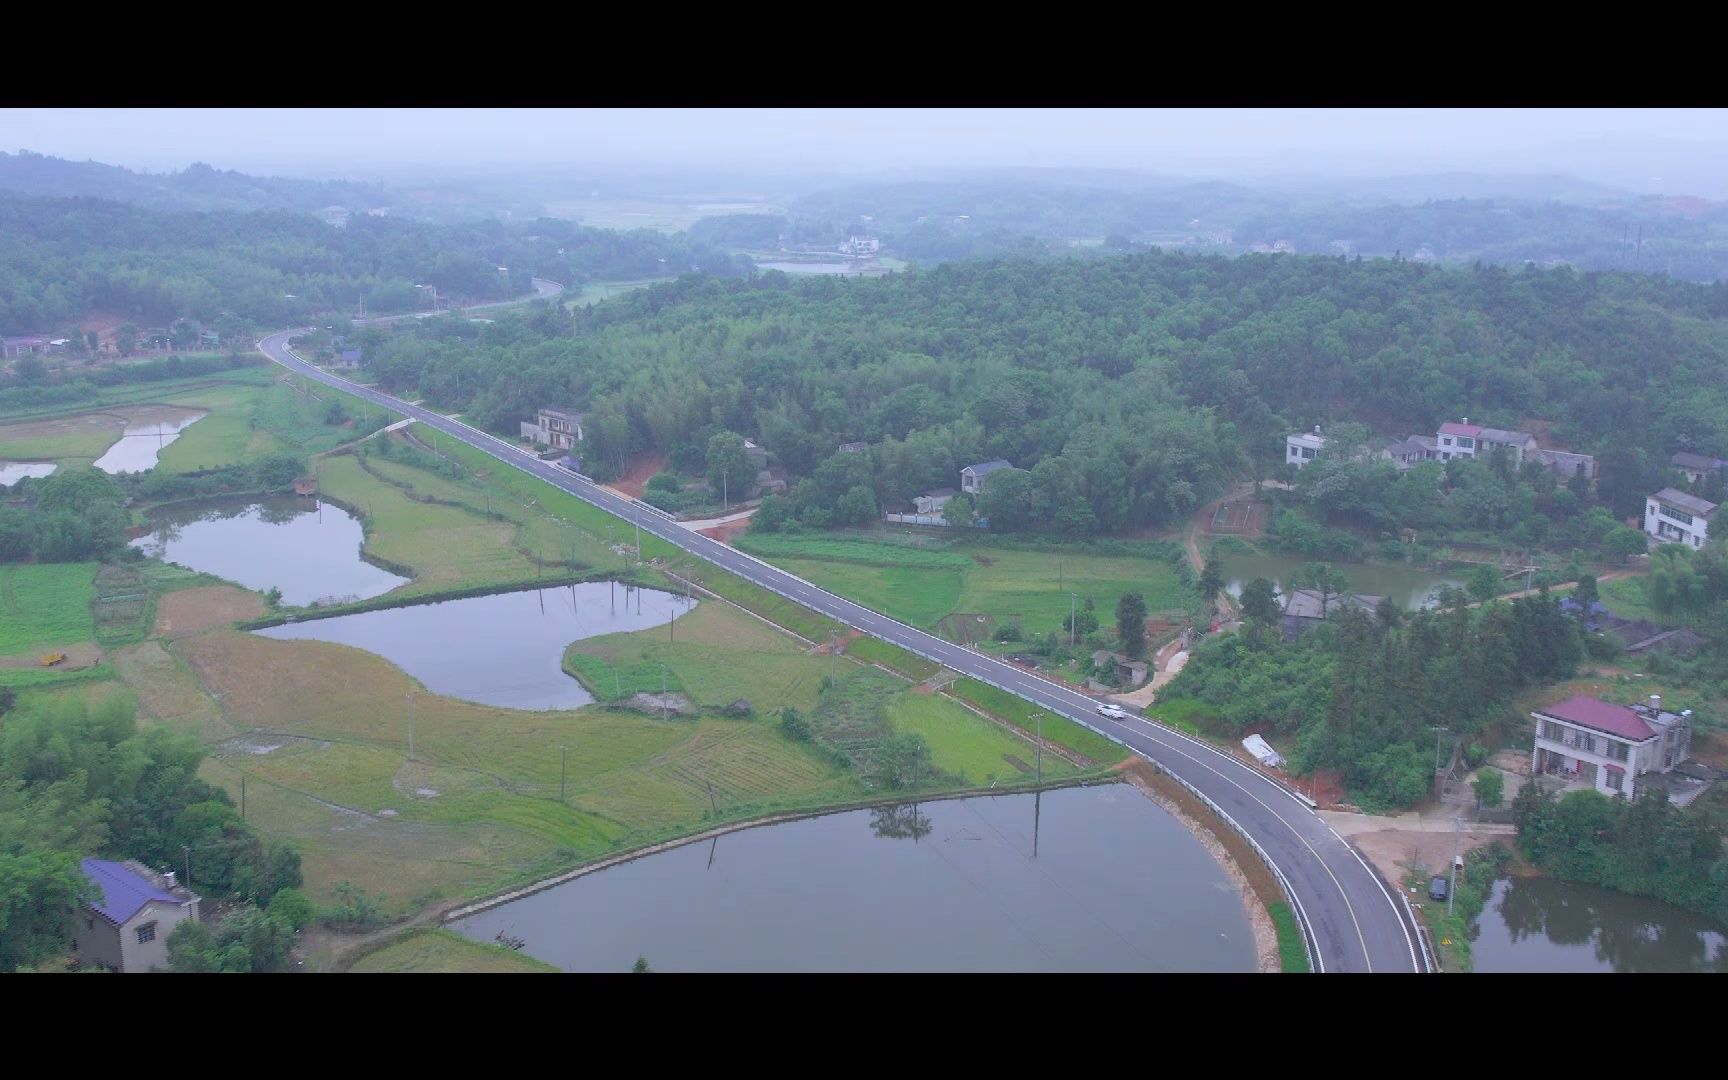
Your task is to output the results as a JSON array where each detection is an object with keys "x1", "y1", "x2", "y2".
[{"x1": 352, "y1": 249, "x2": 1728, "y2": 542}]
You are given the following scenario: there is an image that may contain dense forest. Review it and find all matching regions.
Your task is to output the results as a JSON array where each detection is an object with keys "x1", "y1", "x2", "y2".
[
  {"x1": 1166, "y1": 587, "x2": 1584, "y2": 809},
  {"x1": 356, "y1": 250, "x2": 1728, "y2": 539},
  {"x1": 0, "y1": 192, "x2": 753, "y2": 336},
  {"x1": 0, "y1": 691, "x2": 304, "y2": 972}
]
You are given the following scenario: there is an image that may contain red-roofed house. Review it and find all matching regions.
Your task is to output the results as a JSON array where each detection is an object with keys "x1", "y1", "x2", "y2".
[{"x1": 1532, "y1": 694, "x2": 1694, "y2": 799}]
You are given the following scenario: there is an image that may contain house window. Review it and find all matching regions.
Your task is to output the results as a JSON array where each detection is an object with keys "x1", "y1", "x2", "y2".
[
  {"x1": 1578, "y1": 733, "x2": 1596, "y2": 754},
  {"x1": 1456, "y1": 437, "x2": 1474, "y2": 449},
  {"x1": 135, "y1": 921, "x2": 158, "y2": 945},
  {"x1": 1605, "y1": 770, "x2": 1624, "y2": 793},
  {"x1": 1606, "y1": 741, "x2": 1629, "y2": 762},
  {"x1": 1442, "y1": 437, "x2": 1452, "y2": 446},
  {"x1": 1658, "y1": 504, "x2": 1693, "y2": 526},
  {"x1": 1301, "y1": 448, "x2": 1317, "y2": 459}
]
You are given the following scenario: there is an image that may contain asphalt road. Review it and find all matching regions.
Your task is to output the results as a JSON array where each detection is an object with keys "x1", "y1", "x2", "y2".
[
  {"x1": 349, "y1": 277, "x2": 565, "y2": 328},
  {"x1": 257, "y1": 309, "x2": 1428, "y2": 974}
]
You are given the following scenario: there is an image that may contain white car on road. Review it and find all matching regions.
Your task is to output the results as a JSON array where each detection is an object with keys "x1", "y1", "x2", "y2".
[{"x1": 1096, "y1": 704, "x2": 1130, "y2": 721}]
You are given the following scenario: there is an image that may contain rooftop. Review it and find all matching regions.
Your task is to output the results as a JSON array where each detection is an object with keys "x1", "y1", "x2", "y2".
[
  {"x1": 921, "y1": 487, "x2": 957, "y2": 499},
  {"x1": 1476, "y1": 426, "x2": 1535, "y2": 445},
  {"x1": 537, "y1": 406, "x2": 585, "y2": 421},
  {"x1": 1438, "y1": 421, "x2": 1483, "y2": 438},
  {"x1": 81, "y1": 858, "x2": 197, "y2": 925},
  {"x1": 1535, "y1": 696, "x2": 1656, "y2": 742},
  {"x1": 1283, "y1": 589, "x2": 1382, "y2": 620},
  {"x1": 1671, "y1": 451, "x2": 1726, "y2": 471},
  {"x1": 1651, "y1": 487, "x2": 1718, "y2": 517},
  {"x1": 963, "y1": 459, "x2": 1013, "y2": 475}
]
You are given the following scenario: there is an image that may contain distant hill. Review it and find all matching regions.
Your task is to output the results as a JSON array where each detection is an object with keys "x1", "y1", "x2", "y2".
[{"x1": 0, "y1": 151, "x2": 397, "y2": 216}]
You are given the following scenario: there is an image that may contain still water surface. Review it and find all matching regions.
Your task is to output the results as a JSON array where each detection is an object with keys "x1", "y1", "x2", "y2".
[
  {"x1": 255, "y1": 583, "x2": 694, "y2": 710},
  {"x1": 1222, "y1": 552, "x2": 1465, "y2": 611},
  {"x1": 93, "y1": 410, "x2": 205, "y2": 473},
  {"x1": 0, "y1": 462, "x2": 56, "y2": 485},
  {"x1": 131, "y1": 494, "x2": 408, "y2": 606},
  {"x1": 454, "y1": 785, "x2": 1257, "y2": 972},
  {"x1": 1470, "y1": 876, "x2": 1728, "y2": 972}
]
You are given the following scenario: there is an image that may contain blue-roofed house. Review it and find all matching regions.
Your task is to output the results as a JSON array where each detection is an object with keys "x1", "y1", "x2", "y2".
[
  {"x1": 71, "y1": 858, "x2": 201, "y2": 973},
  {"x1": 960, "y1": 459, "x2": 1015, "y2": 495}
]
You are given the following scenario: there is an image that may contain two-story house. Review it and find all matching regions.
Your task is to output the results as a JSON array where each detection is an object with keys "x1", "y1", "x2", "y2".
[
  {"x1": 71, "y1": 859, "x2": 202, "y2": 973},
  {"x1": 1645, "y1": 488, "x2": 1715, "y2": 548},
  {"x1": 1285, "y1": 427, "x2": 1326, "y2": 469},
  {"x1": 1531, "y1": 695, "x2": 1694, "y2": 799},
  {"x1": 960, "y1": 460, "x2": 1015, "y2": 495},
  {"x1": 1432, "y1": 418, "x2": 1594, "y2": 481},
  {"x1": 520, "y1": 407, "x2": 586, "y2": 451}
]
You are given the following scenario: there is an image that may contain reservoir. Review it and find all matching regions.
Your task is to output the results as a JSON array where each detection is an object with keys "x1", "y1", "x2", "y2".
[
  {"x1": 254, "y1": 582, "x2": 694, "y2": 710},
  {"x1": 453, "y1": 785, "x2": 1258, "y2": 972}
]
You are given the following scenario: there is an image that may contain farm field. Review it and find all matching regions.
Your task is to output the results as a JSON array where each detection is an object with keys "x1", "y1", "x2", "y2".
[
  {"x1": 0, "y1": 562, "x2": 97, "y2": 656},
  {"x1": 565, "y1": 278, "x2": 674, "y2": 309}
]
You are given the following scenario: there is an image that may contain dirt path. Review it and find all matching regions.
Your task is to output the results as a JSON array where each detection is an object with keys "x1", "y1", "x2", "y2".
[
  {"x1": 1110, "y1": 645, "x2": 1187, "y2": 708},
  {"x1": 1185, "y1": 480, "x2": 1260, "y2": 623},
  {"x1": 608, "y1": 453, "x2": 666, "y2": 500},
  {"x1": 0, "y1": 641, "x2": 103, "y2": 670},
  {"x1": 1473, "y1": 566, "x2": 1640, "y2": 608}
]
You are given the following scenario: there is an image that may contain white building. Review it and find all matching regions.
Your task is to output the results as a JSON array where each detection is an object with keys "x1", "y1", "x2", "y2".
[
  {"x1": 960, "y1": 459, "x2": 1014, "y2": 495},
  {"x1": 840, "y1": 235, "x2": 880, "y2": 256},
  {"x1": 1286, "y1": 427, "x2": 1326, "y2": 468},
  {"x1": 914, "y1": 488, "x2": 957, "y2": 515},
  {"x1": 1433, "y1": 418, "x2": 1593, "y2": 480},
  {"x1": 520, "y1": 407, "x2": 586, "y2": 450},
  {"x1": 72, "y1": 858, "x2": 201, "y2": 973},
  {"x1": 1645, "y1": 488, "x2": 1715, "y2": 548},
  {"x1": 1532, "y1": 695, "x2": 1694, "y2": 799}
]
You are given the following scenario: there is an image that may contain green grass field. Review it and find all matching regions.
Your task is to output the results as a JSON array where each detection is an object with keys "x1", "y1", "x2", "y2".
[
  {"x1": 734, "y1": 532, "x2": 1189, "y2": 636},
  {"x1": 565, "y1": 278, "x2": 674, "y2": 309},
  {"x1": 948, "y1": 678, "x2": 1128, "y2": 766},
  {"x1": 316, "y1": 454, "x2": 542, "y2": 592},
  {"x1": 0, "y1": 562, "x2": 97, "y2": 654},
  {"x1": 1600, "y1": 575, "x2": 1671, "y2": 625},
  {"x1": 887, "y1": 692, "x2": 1076, "y2": 785},
  {"x1": 350, "y1": 928, "x2": 561, "y2": 973}
]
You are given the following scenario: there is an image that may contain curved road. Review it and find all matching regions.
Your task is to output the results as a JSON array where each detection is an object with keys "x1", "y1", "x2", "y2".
[
  {"x1": 258, "y1": 300, "x2": 1427, "y2": 974},
  {"x1": 351, "y1": 276, "x2": 565, "y2": 328}
]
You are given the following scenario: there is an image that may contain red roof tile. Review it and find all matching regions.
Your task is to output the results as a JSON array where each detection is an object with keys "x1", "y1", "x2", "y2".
[
  {"x1": 1439, "y1": 422, "x2": 1483, "y2": 437},
  {"x1": 1536, "y1": 696, "x2": 1655, "y2": 742}
]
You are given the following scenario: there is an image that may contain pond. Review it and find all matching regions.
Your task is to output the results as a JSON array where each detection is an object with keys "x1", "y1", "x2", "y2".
[
  {"x1": 254, "y1": 583, "x2": 695, "y2": 711},
  {"x1": 1470, "y1": 876, "x2": 1728, "y2": 972},
  {"x1": 131, "y1": 494, "x2": 409, "y2": 606},
  {"x1": 1221, "y1": 551, "x2": 1465, "y2": 611},
  {"x1": 92, "y1": 408, "x2": 206, "y2": 473},
  {"x1": 0, "y1": 462, "x2": 56, "y2": 486},
  {"x1": 452, "y1": 785, "x2": 1257, "y2": 972}
]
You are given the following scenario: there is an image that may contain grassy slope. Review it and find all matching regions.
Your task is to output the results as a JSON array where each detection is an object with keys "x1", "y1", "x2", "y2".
[
  {"x1": 735, "y1": 532, "x2": 1187, "y2": 634},
  {"x1": 887, "y1": 691, "x2": 1077, "y2": 785},
  {"x1": 350, "y1": 928, "x2": 560, "y2": 973}
]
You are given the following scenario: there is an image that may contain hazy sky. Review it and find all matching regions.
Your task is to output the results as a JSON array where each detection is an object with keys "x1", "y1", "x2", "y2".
[{"x1": 2, "y1": 108, "x2": 1724, "y2": 181}]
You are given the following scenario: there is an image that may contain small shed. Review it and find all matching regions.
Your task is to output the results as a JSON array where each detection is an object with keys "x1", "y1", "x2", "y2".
[{"x1": 1242, "y1": 734, "x2": 1285, "y2": 769}]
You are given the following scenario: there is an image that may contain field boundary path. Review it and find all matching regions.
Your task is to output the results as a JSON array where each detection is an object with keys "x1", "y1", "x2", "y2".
[{"x1": 256, "y1": 307, "x2": 1426, "y2": 974}]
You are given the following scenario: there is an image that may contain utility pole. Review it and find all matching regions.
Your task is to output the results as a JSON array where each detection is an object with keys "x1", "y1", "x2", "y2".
[
  {"x1": 1069, "y1": 592, "x2": 1077, "y2": 648},
  {"x1": 830, "y1": 629, "x2": 839, "y2": 683},
  {"x1": 1032, "y1": 713, "x2": 1043, "y2": 786},
  {"x1": 560, "y1": 746, "x2": 567, "y2": 803},
  {"x1": 240, "y1": 775, "x2": 246, "y2": 821},
  {"x1": 722, "y1": 471, "x2": 728, "y2": 512},
  {"x1": 183, "y1": 845, "x2": 192, "y2": 890},
  {"x1": 407, "y1": 692, "x2": 415, "y2": 761},
  {"x1": 1448, "y1": 817, "x2": 1461, "y2": 917}
]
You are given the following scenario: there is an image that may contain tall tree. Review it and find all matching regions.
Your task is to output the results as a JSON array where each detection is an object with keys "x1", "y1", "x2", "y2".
[
  {"x1": 1291, "y1": 562, "x2": 1350, "y2": 617},
  {"x1": 1116, "y1": 591, "x2": 1148, "y2": 658},
  {"x1": 1198, "y1": 553, "x2": 1224, "y2": 604},
  {"x1": 705, "y1": 430, "x2": 755, "y2": 502}
]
